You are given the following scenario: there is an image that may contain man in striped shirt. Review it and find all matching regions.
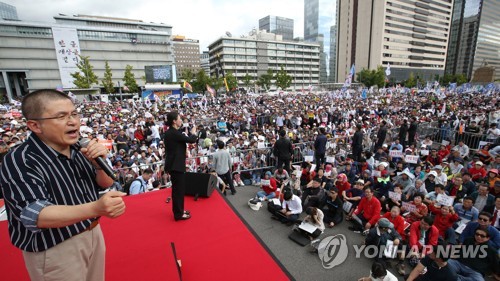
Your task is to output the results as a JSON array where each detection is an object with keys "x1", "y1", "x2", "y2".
[{"x1": 0, "y1": 89, "x2": 126, "y2": 281}]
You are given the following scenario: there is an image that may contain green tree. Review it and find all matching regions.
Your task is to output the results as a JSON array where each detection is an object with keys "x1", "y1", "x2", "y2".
[
  {"x1": 404, "y1": 72, "x2": 417, "y2": 88},
  {"x1": 101, "y1": 61, "x2": 115, "y2": 94},
  {"x1": 122, "y1": 65, "x2": 139, "y2": 93},
  {"x1": 357, "y1": 66, "x2": 385, "y2": 88},
  {"x1": 211, "y1": 76, "x2": 224, "y2": 93},
  {"x1": 256, "y1": 69, "x2": 274, "y2": 91},
  {"x1": 225, "y1": 72, "x2": 238, "y2": 92},
  {"x1": 180, "y1": 69, "x2": 195, "y2": 82},
  {"x1": 275, "y1": 66, "x2": 293, "y2": 90},
  {"x1": 191, "y1": 70, "x2": 211, "y2": 93},
  {"x1": 71, "y1": 55, "x2": 98, "y2": 88},
  {"x1": 455, "y1": 74, "x2": 467, "y2": 85},
  {"x1": 242, "y1": 74, "x2": 254, "y2": 91}
]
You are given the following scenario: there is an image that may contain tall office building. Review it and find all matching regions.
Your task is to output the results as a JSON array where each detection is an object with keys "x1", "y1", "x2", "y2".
[
  {"x1": 0, "y1": 14, "x2": 173, "y2": 101},
  {"x1": 446, "y1": 0, "x2": 500, "y2": 81},
  {"x1": 208, "y1": 30, "x2": 320, "y2": 91},
  {"x1": 200, "y1": 51, "x2": 210, "y2": 75},
  {"x1": 304, "y1": 0, "x2": 338, "y2": 82},
  {"x1": 172, "y1": 35, "x2": 201, "y2": 80},
  {"x1": 259, "y1": 16, "x2": 294, "y2": 41},
  {"x1": 0, "y1": 1, "x2": 18, "y2": 20},
  {"x1": 337, "y1": 0, "x2": 453, "y2": 83}
]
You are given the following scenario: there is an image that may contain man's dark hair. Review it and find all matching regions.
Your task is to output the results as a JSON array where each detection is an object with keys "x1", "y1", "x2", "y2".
[
  {"x1": 413, "y1": 193, "x2": 424, "y2": 201},
  {"x1": 463, "y1": 196, "x2": 474, "y2": 203},
  {"x1": 279, "y1": 130, "x2": 286, "y2": 137},
  {"x1": 478, "y1": 211, "x2": 492, "y2": 220},
  {"x1": 370, "y1": 262, "x2": 387, "y2": 279},
  {"x1": 283, "y1": 189, "x2": 293, "y2": 200},
  {"x1": 421, "y1": 215, "x2": 434, "y2": 226},
  {"x1": 22, "y1": 89, "x2": 72, "y2": 120},
  {"x1": 435, "y1": 184, "x2": 445, "y2": 190},
  {"x1": 217, "y1": 140, "x2": 225, "y2": 149},
  {"x1": 166, "y1": 111, "x2": 179, "y2": 126},
  {"x1": 143, "y1": 168, "x2": 154, "y2": 174},
  {"x1": 363, "y1": 186, "x2": 374, "y2": 193},
  {"x1": 319, "y1": 127, "x2": 326, "y2": 135},
  {"x1": 432, "y1": 240, "x2": 450, "y2": 261}
]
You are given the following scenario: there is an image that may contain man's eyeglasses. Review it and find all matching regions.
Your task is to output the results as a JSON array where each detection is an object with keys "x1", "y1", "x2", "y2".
[
  {"x1": 478, "y1": 217, "x2": 490, "y2": 222},
  {"x1": 475, "y1": 233, "x2": 488, "y2": 238},
  {"x1": 30, "y1": 112, "x2": 81, "y2": 122}
]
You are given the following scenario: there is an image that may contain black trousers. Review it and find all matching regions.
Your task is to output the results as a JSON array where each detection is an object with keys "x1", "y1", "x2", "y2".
[
  {"x1": 170, "y1": 171, "x2": 186, "y2": 219},
  {"x1": 277, "y1": 158, "x2": 291, "y2": 175},
  {"x1": 218, "y1": 171, "x2": 235, "y2": 192}
]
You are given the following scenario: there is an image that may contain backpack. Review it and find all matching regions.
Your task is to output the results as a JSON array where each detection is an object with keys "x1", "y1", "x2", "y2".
[{"x1": 123, "y1": 179, "x2": 142, "y2": 195}]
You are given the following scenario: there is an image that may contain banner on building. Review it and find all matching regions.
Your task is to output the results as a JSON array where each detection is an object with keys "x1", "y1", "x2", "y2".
[{"x1": 52, "y1": 27, "x2": 81, "y2": 88}]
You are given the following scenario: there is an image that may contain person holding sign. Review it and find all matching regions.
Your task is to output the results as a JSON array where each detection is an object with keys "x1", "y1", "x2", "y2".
[
  {"x1": 428, "y1": 203, "x2": 459, "y2": 244},
  {"x1": 254, "y1": 171, "x2": 277, "y2": 201},
  {"x1": 408, "y1": 216, "x2": 439, "y2": 267},
  {"x1": 404, "y1": 193, "x2": 429, "y2": 225}
]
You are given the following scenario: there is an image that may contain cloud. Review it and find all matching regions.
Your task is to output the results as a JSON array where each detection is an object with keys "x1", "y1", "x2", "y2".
[{"x1": 6, "y1": 0, "x2": 304, "y2": 50}]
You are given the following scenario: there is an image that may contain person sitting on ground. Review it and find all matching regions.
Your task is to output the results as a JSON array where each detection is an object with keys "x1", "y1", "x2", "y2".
[
  {"x1": 272, "y1": 189, "x2": 302, "y2": 226},
  {"x1": 469, "y1": 161, "x2": 487, "y2": 183},
  {"x1": 274, "y1": 167, "x2": 290, "y2": 188},
  {"x1": 364, "y1": 218, "x2": 402, "y2": 270},
  {"x1": 299, "y1": 207, "x2": 325, "y2": 240},
  {"x1": 256, "y1": 171, "x2": 277, "y2": 201},
  {"x1": 383, "y1": 184, "x2": 403, "y2": 213},
  {"x1": 302, "y1": 176, "x2": 326, "y2": 209},
  {"x1": 342, "y1": 179, "x2": 365, "y2": 217},
  {"x1": 408, "y1": 216, "x2": 439, "y2": 268},
  {"x1": 404, "y1": 193, "x2": 429, "y2": 225},
  {"x1": 377, "y1": 206, "x2": 406, "y2": 240},
  {"x1": 471, "y1": 183, "x2": 495, "y2": 212},
  {"x1": 459, "y1": 211, "x2": 500, "y2": 250},
  {"x1": 428, "y1": 203, "x2": 459, "y2": 244},
  {"x1": 323, "y1": 188, "x2": 343, "y2": 228},
  {"x1": 448, "y1": 228, "x2": 500, "y2": 281},
  {"x1": 209, "y1": 169, "x2": 227, "y2": 195},
  {"x1": 357, "y1": 261, "x2": 398, "y2": 281},
  {"x1": 445, "y1": 176, "x2": 467, "y2": 203},
  {"x1": 424, "y1": 184, "x2": 447, "y2": 205},
  {"x1": 423, "y1": 170, "x2": 437, "y2": 193},
  {"x1": 348, "y1": 186, "x2": 382, "y2": 235},
  {"x1": 406, "y1": 241, "x2": 458, "y2": 281},
  {"x1": 335, "y1": 173, "x2": 351, "y2": 196},
  {"x1": 454, "y1": 196, "x2": 479, "y2": 222}
]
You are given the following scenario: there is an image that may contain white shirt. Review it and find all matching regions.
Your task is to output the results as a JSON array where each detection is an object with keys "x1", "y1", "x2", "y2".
[{"x1": 282, "y1": 195, "x2": 302, "y2": 214}]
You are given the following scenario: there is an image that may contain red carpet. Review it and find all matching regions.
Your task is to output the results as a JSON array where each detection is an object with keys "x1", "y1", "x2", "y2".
[{"x1": 0, "y1": 189, "x2": 291, "y2": 281}]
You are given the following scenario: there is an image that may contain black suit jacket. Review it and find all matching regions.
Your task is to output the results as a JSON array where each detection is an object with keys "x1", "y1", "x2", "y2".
[
  {"x1": 274, "y1": 137, "x2": 293, "y2": 160},
  {"x1": 163, "y1": 127, "x2": 198, "y2": 172}
]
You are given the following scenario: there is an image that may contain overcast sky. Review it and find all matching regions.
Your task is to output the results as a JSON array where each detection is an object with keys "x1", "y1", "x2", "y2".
[{"x1": 6, "y1": 0, "x2": 304, "y2": 51}]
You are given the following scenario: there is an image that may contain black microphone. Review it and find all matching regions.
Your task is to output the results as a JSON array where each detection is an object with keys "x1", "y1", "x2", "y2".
[{"x1": 79, "y1": 138, "x2": 118, "y2": 181}]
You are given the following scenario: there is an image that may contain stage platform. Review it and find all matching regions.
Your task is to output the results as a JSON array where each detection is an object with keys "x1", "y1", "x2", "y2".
[{"x1": 0, "y1": 189, "x2": 291, "y2": 281}]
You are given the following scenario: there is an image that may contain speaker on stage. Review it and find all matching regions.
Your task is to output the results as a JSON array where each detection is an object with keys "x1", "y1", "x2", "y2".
[{"x1": 185, "y1": 172, "x2": 216, "y2": 197}]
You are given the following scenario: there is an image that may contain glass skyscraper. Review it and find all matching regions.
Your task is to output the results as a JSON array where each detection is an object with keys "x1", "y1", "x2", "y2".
[
  {"x1": 259, "y1": 16, "x2": 294, "y2": 41},
  {"x1": 446, "y1": 0, "x2": 500, "y2": 81},
  {"x1": 304, "y1": 0, "x2": 338, "y2": 83},
  {"x1": 0, "y1": 1, "x2": 18, "y2": 20}
]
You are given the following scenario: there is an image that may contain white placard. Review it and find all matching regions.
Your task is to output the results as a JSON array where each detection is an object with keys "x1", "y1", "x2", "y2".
[
  {"x1": 304, "y1": 155, "x2": 313, "y2": 162},
  {"x1": 52, "y1": 27, "x2": 81, "y2": 88},
  {"x1": 294, "y1": 169, "x2": 302, "y2": 177},
  {"x1": 384, "y1": 240, "x2": 398, "y2": 258},
  {"x1": 442, "y1": 140, "x2": 450, "y2": 146},
  {"x1": 478, "y1": 141, "x2": 492, "y2": 150},
  {"x1": 454, "y1": 219, "x2": 470, "y2": 234},
  {"x1": 261, "y1": 179, "x2": 270, "y2": 186},
  {"x1": 326, "y1": 156, "x2": 335, "y2": 163},
  {"x1": 389, "y1": 150, "x2": 404, "y2": 158},
  {"x1": 271, "y1": 198, "x2": 281, "y2": 205},
  {"x1": 257, "y1": 142, "x2": 266, "y2": 149},
  {"x1": 405, "y1": 155, "x2": 419, "y2": 164},
  {"x1": 388, "y1": 191, "x2": 401, "y2": 201},
  {"x1": 244, "y1": 141, "x2": 250, "y2": 146},
  {"x1": 343, "y1": 201, "x2": 353, "y2": 213},
  {"x1": 420, "y1": 150, "x2": 429, "y2": 156},
  {"x1": 310, "y1": 164, "x2": 317, "y2": 172},
  {"x1": 402, "y1": 202, "x2": 417, "y2": 213},
  {"x1": 260, "y1": 154, "x2": 266, "y2": 162},
  {"x1": 200, "y1": 157, "x2": 208, "y2": 164},
  {"x1": 372, "y1": 170, "x2": 381, "y2": 177},
  {"x1": 299, "y1": 221, "x2": 317, "y2": 234},
  {"x1": 232, "y1": 156, "x2": 240, "y2": 163},
  {"x1": 436, "y1": 194, "x2": 455, "y2": 207}
]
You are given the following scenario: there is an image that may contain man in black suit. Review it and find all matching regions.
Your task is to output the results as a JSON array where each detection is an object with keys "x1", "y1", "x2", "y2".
[
  {"x1": 164, "y1": 111, "x2": 198, "y2": 221},
  {"x1": 352, "y1": 124, "x2": 364, "y2": 162},
  {"x1": 273, "y1": 130, "x2": 293, "y2": 175}
]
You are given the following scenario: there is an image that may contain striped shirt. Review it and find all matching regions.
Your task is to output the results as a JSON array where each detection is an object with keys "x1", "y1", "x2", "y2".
[{"x1": 0, "y1": 134, "x2": 100, "y2": 252}]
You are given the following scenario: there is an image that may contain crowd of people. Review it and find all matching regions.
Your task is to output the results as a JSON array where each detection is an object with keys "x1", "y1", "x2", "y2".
[{"x1": 0, "y1": 87, "x2": 499, "y2": 280}]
